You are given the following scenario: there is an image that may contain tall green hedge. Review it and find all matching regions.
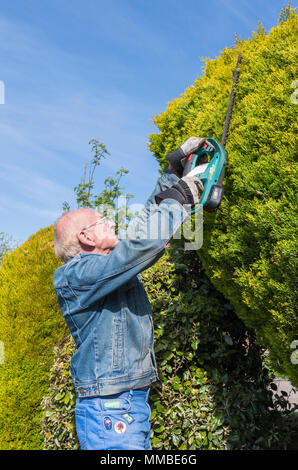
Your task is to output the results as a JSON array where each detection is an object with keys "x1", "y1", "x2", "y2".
[
  {"x1": 149, "y1": 10, "x2": 298, "y2": 386},
  {"x1": 42, "y1": 242, "x2": 297, "y2": 450},
  {"x1": 0, "y1": 225, "x2": 295, "y2": 449},
  {"x1": 0, "y1": 227, "x2": 65, "y2": 449},
  {"x1": 0, "y1": 7, "x2": 297, "y2": 451}
]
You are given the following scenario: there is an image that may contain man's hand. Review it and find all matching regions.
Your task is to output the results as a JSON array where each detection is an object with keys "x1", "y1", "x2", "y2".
[
  {"x1": 166, "y1": 136, "x2": 207, "y2": 177},
  {"x1": 168, "y1": 163, "x2": 180, "y2": 177},
  {"x1": 180, "y1": 175, "x2": 204, "y2": 205},
  {"x1": 155, "y1": 174, "x2": 204, "y2": 206},
  {"x1": 180, "y1": 137, "x2": 207, "y2": 157}
]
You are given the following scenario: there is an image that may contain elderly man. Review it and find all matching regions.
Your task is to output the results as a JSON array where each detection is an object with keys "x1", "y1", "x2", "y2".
[{"x1": 53, "y1": 137, "x2": 205, "y2": 450}]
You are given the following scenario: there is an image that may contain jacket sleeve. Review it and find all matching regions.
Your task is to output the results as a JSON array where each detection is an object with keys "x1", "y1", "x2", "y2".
[
  {"x1": 65, "y1": 194, "x2": 189, "y2": 303},
  {"x1": 143, "y1": 168, "x2": 179, "y2": 215}
]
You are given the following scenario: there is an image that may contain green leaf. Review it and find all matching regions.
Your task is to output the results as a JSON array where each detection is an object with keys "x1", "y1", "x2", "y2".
[{"x1": 155, "y1": 425, "x2": 165, "y2": 433}]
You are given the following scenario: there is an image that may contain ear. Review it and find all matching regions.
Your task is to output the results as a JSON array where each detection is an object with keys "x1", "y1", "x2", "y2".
[{"x1": 77, "y1": 229, "x2": 96, "y2": 248}]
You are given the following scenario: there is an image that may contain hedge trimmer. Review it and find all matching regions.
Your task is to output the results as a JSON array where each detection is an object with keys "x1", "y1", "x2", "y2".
[{"x1": 183, "y1": 53, "x2": 242, "y2": 213}]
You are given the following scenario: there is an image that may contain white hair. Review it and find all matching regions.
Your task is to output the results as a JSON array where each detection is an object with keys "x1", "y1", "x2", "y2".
[{"x1": 54, "y1": 213, "x2": 81, "y2": 264}]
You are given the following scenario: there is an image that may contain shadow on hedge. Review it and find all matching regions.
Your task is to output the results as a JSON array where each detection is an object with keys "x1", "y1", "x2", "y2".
[
  {"x1": 42, "y1": 241, "x2": 298, "y2": 450},
  {"x1": 147, "y1": 242, "x2": 298, "y2": 450}
]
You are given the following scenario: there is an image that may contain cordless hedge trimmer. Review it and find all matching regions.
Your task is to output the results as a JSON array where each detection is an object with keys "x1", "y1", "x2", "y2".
[{"x1": 183, "y1": 53, "x2": 242, "y2": 213}]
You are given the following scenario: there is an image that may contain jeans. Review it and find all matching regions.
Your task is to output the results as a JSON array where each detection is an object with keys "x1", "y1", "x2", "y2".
[{"x1": 75, "y1": 388, "x2": 152, "y2": 450}]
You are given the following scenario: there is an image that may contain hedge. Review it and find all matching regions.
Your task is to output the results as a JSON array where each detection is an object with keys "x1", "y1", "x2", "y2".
[
  {"x1": 1, "y1": 5, "x2": 297, "y2": 451},
  {"x1": 0, "y1": 227, "x2": 66, "y2": 449},
  {"x1": 0, "y1": 227, "x2": 296, "y2": 449},
  {"x1": 148, "y1": 9, "x2": 298, "y2": 386},
  {"x1": 42, "y1": 241, "x2": 298, "y2": 450}
]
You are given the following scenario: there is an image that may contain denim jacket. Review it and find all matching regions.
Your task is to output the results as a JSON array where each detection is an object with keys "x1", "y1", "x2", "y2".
[{"x1": 53, "y1": 170, "x2": 189, "y2": 397}]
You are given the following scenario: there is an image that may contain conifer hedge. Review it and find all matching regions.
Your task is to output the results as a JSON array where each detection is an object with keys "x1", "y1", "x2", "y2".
[
  {"x1": 0, "y1": 6, "x2": 297, "y2": 451},
  {"x1": 0, "y1": 227, "x2": 65, "y2": 449},
  {"x1": 42, "y1": 243, "x2": 297, "y2": 450},
  {"x1": 149, "y1": 10, "x2": 298, "y2": 386}
]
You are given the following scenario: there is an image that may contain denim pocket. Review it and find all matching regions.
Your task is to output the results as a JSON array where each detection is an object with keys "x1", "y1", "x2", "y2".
[{"x1": 75, "y1": 408, "x2": 87, "y2": 449}]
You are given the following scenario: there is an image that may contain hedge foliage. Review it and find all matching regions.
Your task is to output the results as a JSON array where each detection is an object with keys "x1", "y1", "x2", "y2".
[
  {"x1": 148, "y1": 10, "x2": 298, "y2": 386},
  {"x1": 1, "y1": 6, "x2": 297, "y2": 451},
  {"x1": 42, "y1": 242, "x2": 297, "y2": 450},
  {"x1": 0, "y1": 227, "x2": 66, "y2": 449},
  {"x1": 41, "y1": 339, "x2": 79, "y2": 450}
]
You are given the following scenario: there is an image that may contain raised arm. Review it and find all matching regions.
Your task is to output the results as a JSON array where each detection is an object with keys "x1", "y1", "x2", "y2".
[{"x1": 64, "y1": 197, "x2": 188, "y2": 304}]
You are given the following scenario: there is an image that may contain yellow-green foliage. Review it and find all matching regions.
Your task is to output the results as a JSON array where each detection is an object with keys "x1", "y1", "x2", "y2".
[
  {"x1": 149, "y1": 13, "x2": 298, "y2": 386},
  {"x1": 42, "y1": 245, "x2": 297, "y2": 450},
  {"x1": 0, "y1": 226, "x2": 65, "y2": 449}
]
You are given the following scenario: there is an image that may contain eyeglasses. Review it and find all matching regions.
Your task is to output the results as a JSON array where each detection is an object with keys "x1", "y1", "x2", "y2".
[{"x1": 82, "y1": 216, "x2": 110, "y2": 231}]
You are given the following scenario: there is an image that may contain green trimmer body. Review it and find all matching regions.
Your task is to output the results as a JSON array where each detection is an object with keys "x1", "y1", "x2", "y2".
[
  {"x1": 182, "y1": 138, "x2": 227, "y2": 213},
  {"x1": 182, "y1": 53, "x2": 242, "y2": 214}
]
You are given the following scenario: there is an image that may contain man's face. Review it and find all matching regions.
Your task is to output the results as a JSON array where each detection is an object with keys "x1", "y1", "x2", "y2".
[{"x1": 90, "y1": 214, "x2": 119, "y2": 251}]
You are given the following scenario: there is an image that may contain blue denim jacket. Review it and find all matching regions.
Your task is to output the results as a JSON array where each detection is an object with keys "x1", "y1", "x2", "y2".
[{"x1": 53, "y1": 170, "x2": 189, "y2": 397}]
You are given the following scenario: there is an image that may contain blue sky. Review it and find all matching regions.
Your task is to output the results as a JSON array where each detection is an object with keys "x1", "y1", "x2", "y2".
[{"x1": 0, "y1": 0, "x2": 291, "y2": 244}]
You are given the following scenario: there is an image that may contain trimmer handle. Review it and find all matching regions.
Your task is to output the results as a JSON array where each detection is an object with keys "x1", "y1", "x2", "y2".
[
  {"x1": 182, "y1": 141, "x2": 214, "y2": 177},
  {"x1": 183, "y1": 153, "x2": 196, "y2": 177},
  {"x1": 181, "y1": 138, "x2": 227, "y2": 213}
]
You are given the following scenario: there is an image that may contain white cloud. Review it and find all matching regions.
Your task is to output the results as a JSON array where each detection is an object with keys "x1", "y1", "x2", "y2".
[{"x1": 0, "y1": 162, "x2": 73, "y2": 205}]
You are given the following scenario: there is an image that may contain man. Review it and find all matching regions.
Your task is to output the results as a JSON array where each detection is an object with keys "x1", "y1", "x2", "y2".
[{"x1": 53, "y1": 137, "x2": 206, "y2": 450}]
